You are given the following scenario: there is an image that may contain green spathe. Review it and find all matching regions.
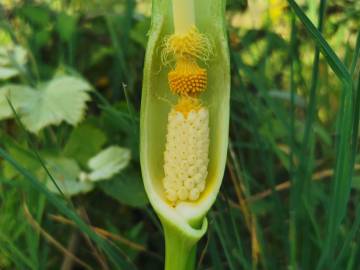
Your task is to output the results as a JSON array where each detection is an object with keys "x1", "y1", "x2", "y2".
[{"x1": 140, "y1": 0, "x2": 229, "y2": 269}]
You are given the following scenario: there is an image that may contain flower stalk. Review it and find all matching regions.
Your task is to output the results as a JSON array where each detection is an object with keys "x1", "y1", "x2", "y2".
[
  {"x1": 162, "y1": 217, "x2": 207, "y2": 270},
  {"x1": 172, "y1": 0, "x2": 195, "y2": 34}
]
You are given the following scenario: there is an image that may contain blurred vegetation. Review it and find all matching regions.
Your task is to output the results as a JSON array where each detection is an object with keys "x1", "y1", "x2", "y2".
[{"x1": 0, "y1": 0, "x2": 359, "y2": 269}]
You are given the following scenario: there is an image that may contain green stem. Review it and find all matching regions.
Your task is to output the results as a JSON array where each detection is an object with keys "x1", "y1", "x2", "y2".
[
  {"x1": 161, "y1": 216, "x2": 208, "y2": 270},
  {"x1": 164, "y1": 223, "x2": 197, "y2": 270}
]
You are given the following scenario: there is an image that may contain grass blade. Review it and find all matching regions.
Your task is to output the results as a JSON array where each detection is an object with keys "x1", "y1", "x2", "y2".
[
  {"x1": 0, "y1": 232, "x2": 35, "y2": 270},
  {"x1": 0, "y1": 148, "x2": 136, "y2": 270},
  {"x1": 287, "y1": 0, "x2": 351, "y2": 86}
]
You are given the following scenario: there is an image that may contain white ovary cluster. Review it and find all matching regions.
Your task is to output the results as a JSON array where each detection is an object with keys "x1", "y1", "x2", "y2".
[{"x1": 163, "y1": 107, "x2": 209, "y2": 203}]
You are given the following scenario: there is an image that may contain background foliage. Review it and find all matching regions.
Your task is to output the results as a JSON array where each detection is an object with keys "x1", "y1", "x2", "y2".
[{"x1": 0, "y1": 0, "x2": 359, "y2": 269}]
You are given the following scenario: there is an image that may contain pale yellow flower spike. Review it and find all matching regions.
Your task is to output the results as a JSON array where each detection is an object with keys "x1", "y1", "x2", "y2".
[
  {"x1": 161, "y1": 0, "x2": 213, "y2": 205},
  {"x1": 163, "y1": 100, "x2": 209, "y2": 203}
]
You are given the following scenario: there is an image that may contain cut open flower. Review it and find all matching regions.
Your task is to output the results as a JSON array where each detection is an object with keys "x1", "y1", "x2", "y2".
[{"x1": 140, "y1": 0, "x2": 229, "y2": 269}]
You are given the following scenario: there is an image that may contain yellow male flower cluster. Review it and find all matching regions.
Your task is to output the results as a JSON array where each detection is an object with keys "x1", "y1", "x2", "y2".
[
  {"x1": 168, "y1": 59, "x2": 207, "y2": 96},
  {"x1": 163, "y1": 26, "x2": 212, "y2": 99}
]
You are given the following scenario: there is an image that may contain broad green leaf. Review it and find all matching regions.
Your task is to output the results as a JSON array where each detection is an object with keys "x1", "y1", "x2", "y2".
[
  {"x1": 0, "y1": 77, "x2": 92, "y2": 132},
  {"x1": 0, "y1": 67, "x2": 19, "y2": 80},
  {"x1": 19, "y1": 76, "x2": 92, "y2": 133},
  {"x1": 0, "y1": 30, "x2": 12, "y2": 46},
  {"x1": 42, "y1": 157, "x2": 94, "y2": 196},
  {"x1": 0, "y1": 85, "x2": 36, "y2": 120},
  {"x1": 19, "y1": 5, "x2": 50, "y2": 26},
  {"x1": 87, "y1": 146, "x2": 131, "y2": 181},
  {"x1": 34, "y1": 29, "x2": 51, "y2": 48},
  {"x1": 99, "y1": 170, "x2": 148, "y2": 208},
  {"x1": 0, "y1": 46, "x2": 27, "y2": 80},
  {"x1": 64, "y1": 123, "x2": 107, "y2": 165},
  {"x1": 0, "y1": 86, "x2": 18, "y2": 119},
  {"x1": 56, "y1": 13, "x2": 78, "y2": 42},
  {"x1": 0, "y1": 46, "x2": 27, "y2": 66}
]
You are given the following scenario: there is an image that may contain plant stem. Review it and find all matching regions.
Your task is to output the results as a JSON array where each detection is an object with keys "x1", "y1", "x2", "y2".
[
  {"x1": 60, "y1": 230, "x2": 80, "y2": 270},
  {"x1": 172, "y1": 0, "x2": 195, "y2": 34},
  {"x1": 163, "y1": 222, "x2": 197, "y2": 270}
]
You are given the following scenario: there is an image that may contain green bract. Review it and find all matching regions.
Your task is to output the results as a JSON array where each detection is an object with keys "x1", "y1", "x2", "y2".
[{"x1": 140, "y1": 0, "x2": 229, "y2": 269}]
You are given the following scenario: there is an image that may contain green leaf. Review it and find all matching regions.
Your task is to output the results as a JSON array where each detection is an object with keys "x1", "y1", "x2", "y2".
[
  {"x1": 19, "y1": 5, "x2": 50, "y2": 26},
  {"x1": 130, "y1": 18, "x2": 151, "y2": 48},
  {"x1": 41, "y1": 157, "x2": 94, "y2": 197},
  {"x1": 64, "y1": 123, "x2": 107, "y2": 166},
  {"x1": 99, "y1": 170, "x2": 148, "y2": 208},
  {"x1": 0, "y1": 67, "x2": 19, "y2": 80},
  {"x1": 87, "y1": 146, "x2": 131, "y2": 181},
  {"x1": 0, "y1": 29, "x2": 12, "y2": 46},
  {"x1": 351, "y1": 176, "x2": 360, "y2": 190},
  {"x1": 101, "y1": 101, "x2": 136, "y2": 134},
  {"x1": 0, "y1": 85, "x2": 35, "y2": 120},
  {"x1": 226, "y1": 0, "x2": 247, "y2": 10},
  {"x1": 1, "y1": 76, "x2": 92, "y2": 133},
  {"x1": 123, "y1": 222, "x2": 148, "y2": 259},
  {"x1": 56, "y1": 13, "x2": 77, "y2": 42},
  {"x1": 3, "y1": 145, "x2": 39, "y2": 179},
  {"x1": 0, "y1": 46, "x2": 27, "y2": 80},
  {"x1": 23, "y1": 76, "x2": 92, "y2": 133},
  {"x1": 0, "y1": 46, "x2": 27, "y2": 66},
  {"x1": 34, "y1": 29, "x2": 51, "y2": 47},
  {"x1": 0, "y1": 232, "x2": 36, "y2": 269}
]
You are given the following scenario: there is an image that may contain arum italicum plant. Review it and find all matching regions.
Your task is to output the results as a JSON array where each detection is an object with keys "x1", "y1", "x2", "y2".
[{"x1": 140, "y1": 0, "x2": 229, "y2": 269}]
